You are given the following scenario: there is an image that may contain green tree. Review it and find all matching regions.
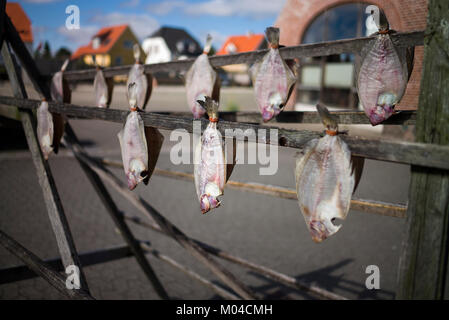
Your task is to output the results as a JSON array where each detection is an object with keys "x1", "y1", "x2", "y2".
[{"x1": 42, "y1": 41, "x2": 52, "y2": 59}]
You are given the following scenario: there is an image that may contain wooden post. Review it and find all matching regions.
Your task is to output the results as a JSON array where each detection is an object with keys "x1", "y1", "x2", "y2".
[
  {"x1": 1, "y1": 42, "x2": 90, "y2": 293},
  {"x1": 396, "y1": 0, "x2": 449, "y2": 299}
]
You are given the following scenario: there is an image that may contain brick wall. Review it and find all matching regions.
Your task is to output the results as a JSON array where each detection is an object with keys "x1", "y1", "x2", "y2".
[{"x1": 275, "y1": 0, "x2": 428, "y2": 109}]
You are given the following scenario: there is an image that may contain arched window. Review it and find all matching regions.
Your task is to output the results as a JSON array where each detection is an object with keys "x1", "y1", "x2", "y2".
[{"x1": 297, "y1": 3, "x2": 385, "y2": 109}]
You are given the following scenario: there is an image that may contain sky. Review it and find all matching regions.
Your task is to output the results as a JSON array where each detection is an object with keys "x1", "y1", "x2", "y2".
[{"x1": 15, "y1": 0, "x2": 287, "y2": 54}]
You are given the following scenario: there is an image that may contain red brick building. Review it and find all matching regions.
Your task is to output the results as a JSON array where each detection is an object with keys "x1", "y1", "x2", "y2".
[{"x1": 275, "y1": 0, "x2": 428, "y2": 109}]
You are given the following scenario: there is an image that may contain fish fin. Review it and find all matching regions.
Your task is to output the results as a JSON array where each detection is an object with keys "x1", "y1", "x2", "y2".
[
  {"x1": 294, "y1": 139, "x2": 318, "y2": 190},
  {"x1": 249, "y1": 60, "x2": 261, "y2": 84},
  {"x1": 316, "y1": 103, "x2": 338, "y2": 131},
  {"x1": 197, "y1": 96, "x2": 219, "y2": 120},
  {"x1": 351, "y1": 156, "x2": 365, "y2": 193},
  {"x1": 203, "y1": 34, "x2": 213, "y2": 55},
  {"x1": 145, "y1": 127, "x2": 164, "y2": 183},
  {"x1": 133, "y1": 43, "x2": 141, "y2": 62},
  {"x1": 265, "y1": 27, "x2": 280, "y2": 47}
]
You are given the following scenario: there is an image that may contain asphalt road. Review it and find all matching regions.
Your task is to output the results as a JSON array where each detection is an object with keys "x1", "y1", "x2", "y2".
[{"x1": 0, "y1": 83, "x2": 410, "y2": 300}]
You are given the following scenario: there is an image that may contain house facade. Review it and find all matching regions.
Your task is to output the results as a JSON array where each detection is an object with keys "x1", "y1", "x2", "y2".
[
  {"x1": 142, "y1": 26, "x2": 202, "y2": 64},
  {"x1": 217, "y1": 33, "x2": 266, "y2": 85},
  {"x1": 71, "y1": 25, "x2": 145, "y2": 68}
]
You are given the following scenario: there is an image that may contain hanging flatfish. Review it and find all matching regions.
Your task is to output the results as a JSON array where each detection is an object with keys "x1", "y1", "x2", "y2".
[
  {"x1": 126, "y1": 44, "x2": 152, "y2": 110},
  {"x1": 356, "y1": 9, "x2": 414, "y2": 125},
  {"x1": 295, "y1": 104, "x2": 363, "y2": 243},
  {"x1": 94, "y1": 66, "x2": 114, "y2": 108},
  {"x1": 185, "y1": 35, "x2": 220, "y2": 119},
  {"x1": 194, "y1": 97, "x2": 227, "y2": 214},
  {"x1": 38, "y1": 59, "x2": 69, "y2": 158},
  {"x1": 118, "y1": 82, "x2": 164, "y2": 190},
  {"x1": 250, "y1": 27, "x2": 296, "y2": 122},
  {"x1": 37, "y1": 100, "x2": 55, "y2": 160}
]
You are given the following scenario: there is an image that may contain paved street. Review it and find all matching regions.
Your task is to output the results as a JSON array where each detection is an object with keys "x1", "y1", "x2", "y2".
[{"x1": 0, "y1": 82, "x2": 410, "y2": 300}]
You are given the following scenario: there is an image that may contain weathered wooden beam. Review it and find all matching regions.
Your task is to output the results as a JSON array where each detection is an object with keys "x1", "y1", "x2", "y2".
[
  {"x1": 63, "y1": 31, "x2": 424, "y2": 81},
  {"x1": 0, "y1": 229, "x2": 94, "y2": 300},
  {"x1": 397, "y1": 0, "x2": 449, "y2": 300},
  {"x1": 0, "y1": 105, "x2": 417, "y2": 125},
  {"x1": 100, "y1": 159, "x2": 407, "y2": 218},
  {"x1": 63, "y1": 124, "x2": 169, "y2": 300},
  {"x1": 156, "y1": 110, "x2": 417, "y2": 125},
  {"x1": 0, "y1": 245, "x2": 133, "y2": 285},
  {"x1": 1, "y1": 43, "x2": 90, "y2": 292},
  {"x1": 1, "y1": 96, "x2": 448, "y2": 170},
  {"x1": 64, "y1": 144, "x2": 259, "y2": 300}
]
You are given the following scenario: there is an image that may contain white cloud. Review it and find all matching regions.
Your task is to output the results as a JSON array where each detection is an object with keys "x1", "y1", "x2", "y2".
[
  {"x1": 57, "y1": 25, "x2": 98, "y2": 47},
  {"x1": 148, "y1": 0, "x2": 286, "y2": 18},
  {"x1": 89, "y1": 12, "x2": 159, "y2": 40}
]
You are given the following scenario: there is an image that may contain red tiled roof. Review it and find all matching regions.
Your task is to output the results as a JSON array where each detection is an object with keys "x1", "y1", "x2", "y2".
[
  {"x1": 217, "y1": 34, "x2": 264, "y2": 55},
  {"x1": 6, "y1": 2, "x2": 33, "y2": 43},
  {"x1": 71, "y1": 24, "x2": 128, "y2": 60}
]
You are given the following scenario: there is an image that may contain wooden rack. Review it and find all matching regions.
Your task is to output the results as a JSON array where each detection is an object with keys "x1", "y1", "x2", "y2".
[{"x1": 0, "y1": 0, "x2": 448, "y2": 300}]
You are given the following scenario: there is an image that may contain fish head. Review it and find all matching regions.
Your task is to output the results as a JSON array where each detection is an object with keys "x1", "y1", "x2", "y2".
[
  {"x1": 193, "y1": 93, "x2": 208, "y2": 118},
  {"x1": 127, "y1": 159, "x2": 148, "y2": 190},
  {"x1": 309, "y1": 219, "x2": 341, "y2": 243},
  {"x1": 262, "y1": 92, "x2": 283, "y2": 122},
  {"x1": 368, "y1": 92, "x2": 397, "y2": 125},
  {"x1": 200, "y1": 194, "x2": 220, "y2": 214}
]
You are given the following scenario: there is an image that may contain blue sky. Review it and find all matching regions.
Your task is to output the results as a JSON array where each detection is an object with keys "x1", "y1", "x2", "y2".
[{"x1": 15, "y1": 0, "x2": 286, "y2": 54}]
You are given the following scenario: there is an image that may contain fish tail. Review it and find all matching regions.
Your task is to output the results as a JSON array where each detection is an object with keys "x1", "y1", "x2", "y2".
[
  {"x1": 203, "y1": 34, "x2": 213, "y2": 54},
  {"x1": 197, "y1": 96, "x2": 219, "y2": 120},
  {"x1": 133, "y1": 43, "x2": 141, "y2": 62},
  {"x1": 316, "y1": 103, "x2": 338, "y2": 132},
  {"x1": 60, "y1": 59, "x2": 69, "y2": 72},
  {"x1": 265, "y1": 27, "x2": 280, "y2": 48}
]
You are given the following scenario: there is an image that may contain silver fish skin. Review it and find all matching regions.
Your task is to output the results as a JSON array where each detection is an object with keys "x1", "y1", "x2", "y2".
[
  {"x1": 117, "y1": 110, "x2": 149, "y2": 190},
  {"x1": 36, "y1": 100, "x2": 54, "y2": 160},
  {"x1": 185, "y1": 35, "x2": 219, "y2": 119},
  {"x1": 357, "y1": 33, "x2": 410, "y2": 126},
  {"x1": 127, "y1": 44, "x2": 152, "y2": 110},
  {"x1": 250, "y1": 27, "x2": 296, "y2": 122},
  {"x1": 94, "y1": 68, "x2": 112, "y2": 108},
  {"x1": 194, "y1": 97, "x2": 226, "y2": 214},
  {"x1": 295, "y1": 105, "x2": 355, "y2": 243}
]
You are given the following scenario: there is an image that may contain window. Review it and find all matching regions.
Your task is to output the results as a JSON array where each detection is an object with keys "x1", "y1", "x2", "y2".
[
  {"x1": 123, "y1": 40, "x2": 133, "y2": 49},
  {"x1": 115, "y1": 56, "x2": 122, "y2": 66},
  {"x1": 298, "y1": 3, "x2": 383, "y2": 109}
]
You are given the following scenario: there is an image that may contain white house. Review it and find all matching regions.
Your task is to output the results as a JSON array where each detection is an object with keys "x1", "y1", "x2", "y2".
[{"x1": 142, "y1": 26, "x2": 202, "y2": 65}]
